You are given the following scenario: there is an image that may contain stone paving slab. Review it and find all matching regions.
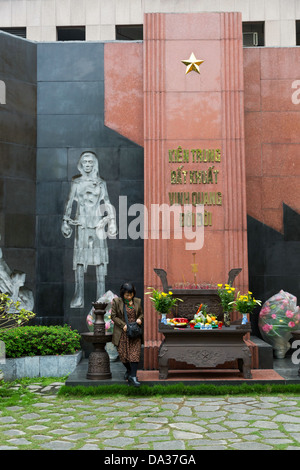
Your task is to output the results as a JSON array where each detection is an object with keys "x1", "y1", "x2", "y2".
[{"x1": 1, "y1": 382, "x2": 300, "y2": 450}]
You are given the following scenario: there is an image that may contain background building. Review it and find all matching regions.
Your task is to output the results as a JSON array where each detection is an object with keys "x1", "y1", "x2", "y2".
[{"x1": 0, "y1": 0, "x2": 299, "y2": 46}]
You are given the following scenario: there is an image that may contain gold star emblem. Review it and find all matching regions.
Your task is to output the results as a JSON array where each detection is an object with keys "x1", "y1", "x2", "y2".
[{"x1": 181, "y1": 52, "x2": 204, "y2": 75}]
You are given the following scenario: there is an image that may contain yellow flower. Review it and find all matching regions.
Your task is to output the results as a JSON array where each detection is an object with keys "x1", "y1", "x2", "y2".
[
  {"x1": 168, "y1": 291, "x2": 173, "y2": 295},
  {"x1": 248, "y1": 291, "x2": 253, "y2": 295},
  {"x1": 217, "y1": 284, "x2": 223, "y2": 288}
]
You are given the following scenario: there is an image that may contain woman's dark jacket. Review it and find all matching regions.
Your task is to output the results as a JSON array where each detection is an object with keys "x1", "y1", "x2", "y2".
[{"x1": 111, "y1": 297, "x2": 144, "y2": 347}]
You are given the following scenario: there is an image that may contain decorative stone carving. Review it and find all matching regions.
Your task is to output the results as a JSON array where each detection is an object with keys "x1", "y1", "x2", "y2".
[
  {"x1": 62, "y1": 152, "x2": 117, "y2": 308},
  {"x1": 154, "y1": 267, "x2": 242, "y2": 321},
  {"x1": 158, "y1": 322, "x2": 252, "y2": 379},
  {"x1": 0, "y1": 234, "x2": 34, "y2": 311}
]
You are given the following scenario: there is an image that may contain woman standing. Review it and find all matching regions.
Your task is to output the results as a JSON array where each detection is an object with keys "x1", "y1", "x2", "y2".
[{"x1": 111, "y1": 282, "x2": 143, "y2": 387}]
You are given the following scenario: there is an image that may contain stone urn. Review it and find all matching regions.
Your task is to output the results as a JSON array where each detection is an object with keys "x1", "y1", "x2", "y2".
[{"x1": 81, "y1": 302, "x2": 112, "y2": 380}]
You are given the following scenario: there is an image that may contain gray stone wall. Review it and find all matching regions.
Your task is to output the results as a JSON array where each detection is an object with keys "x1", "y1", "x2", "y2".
[
  {"x1": 36, "y1": 42, "x2": 144, "y2": 332},
  {"x1": 0, "y1": 32, "x2": 37, "y2": 299},
  {"x1": 0, "y1": 36, "x2": 144, "y2": 333}
]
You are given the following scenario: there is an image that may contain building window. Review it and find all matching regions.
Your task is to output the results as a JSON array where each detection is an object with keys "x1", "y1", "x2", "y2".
[
  {"x1": 115, "y1": 25, "x2": 143, "y2": 40},
  {"x1": 296, "y1": 21, "x2": 300, "y2": 46},
  {"x1": 0, "y1": 27, "x2": 26, "y2": 38},
  {"x1": 57, "y1": 26, "x2": 85, "y2": 41},
  {"x1": 242, "y1": 22, "x2": 264, "y2": 47}
]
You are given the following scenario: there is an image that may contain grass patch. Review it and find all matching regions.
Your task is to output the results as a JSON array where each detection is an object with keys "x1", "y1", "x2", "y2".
[
  {"x1": 58, "y1": 382, "x2": 300, "y2": 398},
  {"x1": 0, "y1": 376, "x2": 66, "y2": 408}
]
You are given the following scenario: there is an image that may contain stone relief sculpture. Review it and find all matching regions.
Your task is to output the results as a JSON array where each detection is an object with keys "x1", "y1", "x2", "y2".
[
  {"x1": 0, "y1": 234, "x2": 34, "y2": 311},
  {"x1": 61, "y1": 151, "x2": 117, "y2": 308}
]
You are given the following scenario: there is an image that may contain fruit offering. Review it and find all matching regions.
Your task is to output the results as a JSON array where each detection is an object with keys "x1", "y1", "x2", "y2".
[
  {"x1": 193, "y1": 304, "x2": 219, "y2": 328},
  {"x1": 167, "y1": 317, "x2": 189, "y2": 328}
]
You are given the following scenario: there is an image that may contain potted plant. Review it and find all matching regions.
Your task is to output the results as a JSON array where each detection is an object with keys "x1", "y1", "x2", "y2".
[
  {"x1": 232, "y1": 291, "x2": 261, "y2": 325},
  {"x1": 217, "y1": 284, "x2": 235, "y2": 326},
  {"x1": 145, "y1": 287, "x2": 183, "y2": 323}
]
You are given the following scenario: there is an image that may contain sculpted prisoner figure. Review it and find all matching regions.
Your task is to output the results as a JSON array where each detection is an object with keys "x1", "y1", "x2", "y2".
[{"x1": 61, "y1": 151, "x2": 117, "y2": 308}]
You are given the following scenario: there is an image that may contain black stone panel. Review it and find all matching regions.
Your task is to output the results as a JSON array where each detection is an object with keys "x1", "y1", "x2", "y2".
[
  {"x1": 36, "y1": 181, "x2": 69, "y2": 215},
  {"x1": 37, "y1": 42, "x2": 104, "y2": 82},
  {"x1": 4, "y1": 214, "x2": 35, "y2": 248},
  {"x1": 37, "y1": 114, "x2": 104, "y2": 148},
  {"x1": 0, "y1": 32, "x2": 37, "y2": 305},
  {"x1": 5, "y1": 179, "x2": 36, "y2": 214},
  {"x1": 0, "y1": 179, "x2": 4, "y2": 211},
  {"x1": 0, "y1": 143, "x2": 36, "y2": 180},
  {"x1": 0, "y1": 108, "x2": 36, "y2": 147},
  {"x1": 119, "y1": 147, "x2": 144, "y2": 181},
  {"x1": 284, "y1": 203, "x2": 300, "y2": 241},
  {"x1": 36, "y1": 148, "x2": 68, "y2": 182},
  {"x1": 5, "y1": 78, "x2": 36, "y2": 115},
  {"x1": 247, "y1": 207, "x2": 300, "y2": 339},
  {"x1": 36, "y1": 41, "x2": 144, "y2": 330},
  {"x1": 38, "y1": 81, "x2": 104, "y2": 115},
  {"x1": 35, "y1": 283, "x2": 64, "y2": 318},
  {"x1": 37, "y1": 247, "x2": 64, "y2": 283},
  {"x1": 37, "y1": 215, "x2": 66, "y2": 248},
  {"x1": 0, "y1": 32, "x2": 36, "y2": 83}
]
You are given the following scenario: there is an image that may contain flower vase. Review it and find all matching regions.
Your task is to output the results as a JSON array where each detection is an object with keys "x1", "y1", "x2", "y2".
[
  {"x1": 223, "y1": 311, "x2": 230, "y2": 327},
  {"x1": 241, "y1": 313, "x2": 248, "y2": 325},
  {"x1": 160, "y1": 313, "x2": 167, "y2": 324}
]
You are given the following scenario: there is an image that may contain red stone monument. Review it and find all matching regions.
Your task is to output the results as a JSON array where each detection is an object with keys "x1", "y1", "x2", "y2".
[{"x1": 105, "y1": 12, "x2": 249, "y2": 369}]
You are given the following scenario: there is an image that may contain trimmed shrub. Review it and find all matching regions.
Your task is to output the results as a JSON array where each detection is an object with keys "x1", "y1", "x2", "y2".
[{"x1": 0, "y1": 325, "x2": 81, "y2": 358}]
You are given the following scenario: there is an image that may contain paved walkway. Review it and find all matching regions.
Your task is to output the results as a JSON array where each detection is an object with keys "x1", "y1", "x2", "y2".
[{"x1": 1, "y1": 382, "x2": 300, "y2": 450}]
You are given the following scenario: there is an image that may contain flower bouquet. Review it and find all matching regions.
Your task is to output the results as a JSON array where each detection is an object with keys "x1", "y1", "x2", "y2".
[
  {"x1": 145, "y1": 287, "x2": 183, "y2": 323},
  {"x1": 258, "y1": 290, "x2": 300, "y2": 358},
  {"x1": 217, "y1": 284, "x2": 235, "y2": 326},
  {"x1": 232, "y1": 291, "x2": 262, "y2": 324},
  {"x1": 217, "y1": 284, "x2": 235, "y2": 311}
]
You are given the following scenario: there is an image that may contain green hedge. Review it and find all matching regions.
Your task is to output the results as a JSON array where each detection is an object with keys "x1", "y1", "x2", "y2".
[{"x1": 0, "y1": 325, "x2": 81, "y2": 358}]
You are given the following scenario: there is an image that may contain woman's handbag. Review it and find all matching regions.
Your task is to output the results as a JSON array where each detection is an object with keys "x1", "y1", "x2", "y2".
[{"x1": 123, "y1": 304, "x2": 142, "y2": 339}]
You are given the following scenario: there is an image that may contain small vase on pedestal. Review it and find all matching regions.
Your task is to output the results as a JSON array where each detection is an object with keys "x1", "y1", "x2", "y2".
[
  {"x1": 223, "y1": 311, "x2": 230, "y2": 327},
  {"x1": 241, "y1": 313, "x2": 248, "y2": 325},
  {"x1": 160, "y1": 313, "x2": 167, "y2": 324}
]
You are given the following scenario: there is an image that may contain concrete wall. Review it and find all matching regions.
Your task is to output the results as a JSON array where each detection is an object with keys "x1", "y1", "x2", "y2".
[
  {"x1": 0, "y1": 31, "x2": 37, "y2": 299},
  {"x1": 0, "y1": 0, "x2": 299, "y2": 46}
]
